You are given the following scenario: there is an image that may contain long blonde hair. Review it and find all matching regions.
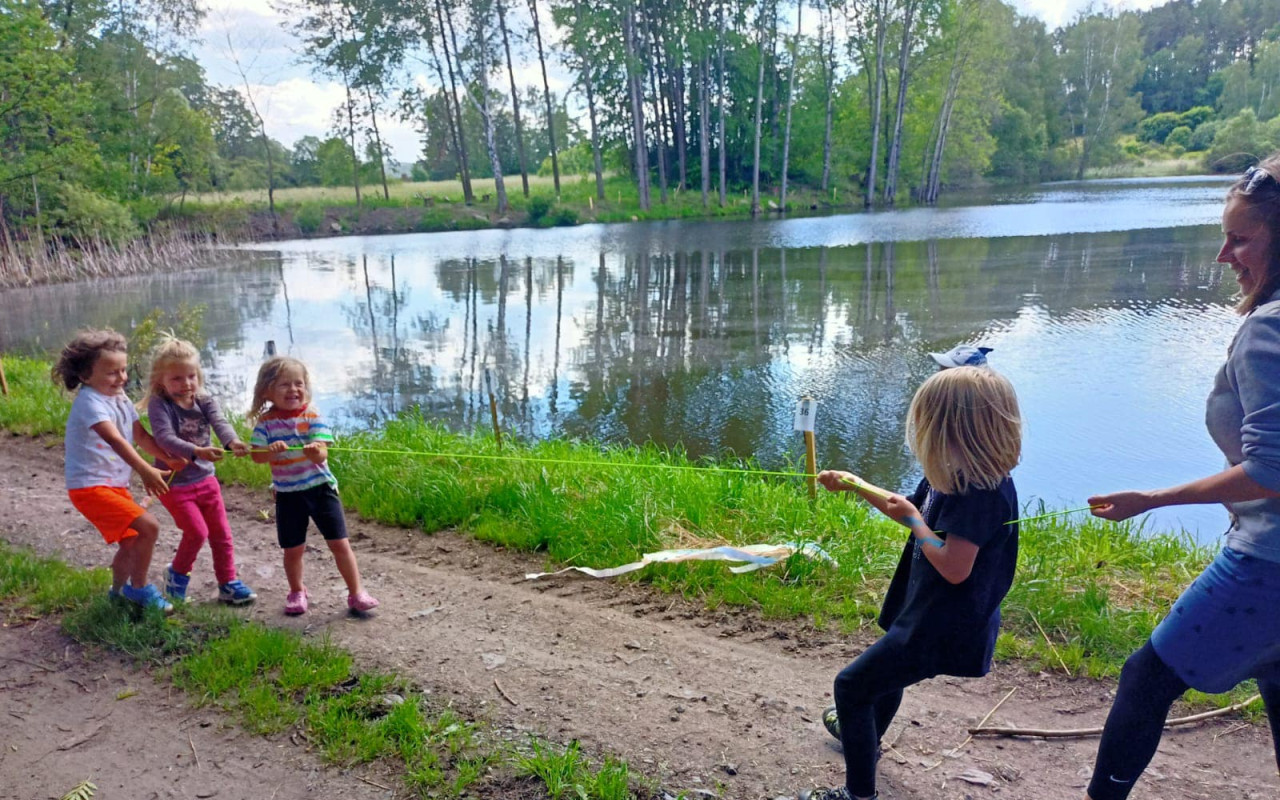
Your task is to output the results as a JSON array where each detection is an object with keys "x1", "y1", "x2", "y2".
[
  {"x1": 906, "y1": 366, "x2": 1021, "y2": 495},
  {"x1": 1227, "y1": 152, "x2": 1280, "y2": 315},
  {"x1": 247, "y1": 356, "x2": 311, "y2": 422},
  {"x1": 141, "y1": 335, "x2": 206, "y2": 409}
]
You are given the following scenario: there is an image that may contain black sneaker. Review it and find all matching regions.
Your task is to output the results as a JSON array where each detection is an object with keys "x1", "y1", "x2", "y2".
[
  {"x1": 799, "y1": 788, "x2": 855, "y2": 800},
  {"x1": 822, "y1": 703, "x2": 841, "y2": 740}
]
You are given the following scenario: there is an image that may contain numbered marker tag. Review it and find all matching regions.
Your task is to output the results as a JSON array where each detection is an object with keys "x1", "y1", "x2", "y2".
[{"x1": 793, "y1": 398, "x2": 817, "y2": 433}]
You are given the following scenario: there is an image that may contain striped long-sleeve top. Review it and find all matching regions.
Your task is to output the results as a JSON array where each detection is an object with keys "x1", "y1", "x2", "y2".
[{"x1": 250, "y1": 404, "x2": 337, "y2": 492}]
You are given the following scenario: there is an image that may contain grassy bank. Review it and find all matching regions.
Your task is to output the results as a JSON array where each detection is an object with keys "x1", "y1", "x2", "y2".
[
  {"x1": 0, "y1": 542, "x2": 648, "y2": 799},
  {"x1": 0, "y1": 354, "x2": 1224, "y2": 686},
  {"x1": 175, "y1": 174, "x2": 847, "y2": 241}
]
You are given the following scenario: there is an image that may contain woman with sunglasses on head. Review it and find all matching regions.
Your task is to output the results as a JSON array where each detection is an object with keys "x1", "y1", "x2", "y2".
[{"x1": 1082, "y1": 154, "x2": 1280, "y2": 799}]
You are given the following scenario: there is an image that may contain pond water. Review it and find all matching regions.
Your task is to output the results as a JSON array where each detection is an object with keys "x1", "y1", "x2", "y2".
[{"x1": 0, "y1": 176, "x2": 1244, "y2": 541}]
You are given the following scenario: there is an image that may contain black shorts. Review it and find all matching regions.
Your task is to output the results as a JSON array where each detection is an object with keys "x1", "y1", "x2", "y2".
[{"x1": 275, "y1": 484, "x2": 348, "y2": 549}]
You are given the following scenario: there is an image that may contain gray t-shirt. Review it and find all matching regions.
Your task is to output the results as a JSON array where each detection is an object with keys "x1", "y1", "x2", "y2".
[
  {"x1": 64, "y1": 386, "x2": 139, "y2": 490},
  {"x1": 147, "y1": 394, "x2": 240, "y2": 487},
  {"x1": 1206, "y1": 289, "x2": 1280, "y2": 563}
]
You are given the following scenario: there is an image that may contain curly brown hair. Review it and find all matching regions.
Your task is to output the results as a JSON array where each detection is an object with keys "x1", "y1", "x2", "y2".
[{"x1": 50, "y1": 330, "x2": 128, "y2": 391}]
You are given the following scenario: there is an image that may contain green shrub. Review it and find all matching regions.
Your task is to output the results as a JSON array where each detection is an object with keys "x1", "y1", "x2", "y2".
[
  {"x1": 294, "y1": 203, "x2": 324, "y2": 234},
  {"x1": 527, "y1": 195, "x2": 553, "y2": 223},
  {"x1": 1138, "y1": 111, "x2": 1182, "y2": 143},
  {"x1": 1165, "y1": 125, "x2": 1194, "y2": 150},
  {"x1": 551, "y1": 206, "x2": 578, "y2": 226},
  {"x1": 1190, "y1": 120, "x2": 1220, "y2": 152},
  {"x1": 49, "y1": 184, "x2": 141, "y2": 245}
]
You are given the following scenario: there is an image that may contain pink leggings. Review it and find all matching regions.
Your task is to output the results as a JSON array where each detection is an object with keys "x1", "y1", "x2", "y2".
[{"x1": 160, "y1": 476, "x2": 237, "y2": 584}]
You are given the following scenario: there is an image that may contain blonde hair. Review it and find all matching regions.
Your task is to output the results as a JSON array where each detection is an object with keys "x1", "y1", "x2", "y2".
[
  {"x1": 141, "y1": 335, "x2": 206, "y2": 409},
  {"x1": 1226, "y1": 152, "x2": 1280, "y2": 315},
  {"x1": 247, "y1": 356, "x2": 311, "y2": 422},
  {"x1": 50, "y1": 329, "x2": 127, "y2": 391},
  {"x1": 906, "y1": 366, "x2": 1021, "y2": 495}
]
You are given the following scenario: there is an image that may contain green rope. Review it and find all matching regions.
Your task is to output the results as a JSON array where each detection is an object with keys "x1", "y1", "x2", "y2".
[{"x1": 239, "y1": 444, "x2": 1097, "y2": 527}]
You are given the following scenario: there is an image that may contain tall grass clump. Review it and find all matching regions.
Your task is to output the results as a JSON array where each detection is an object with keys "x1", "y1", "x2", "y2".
[{"x1": 0, "y1": 357, "x2": 70, "y2": 434}]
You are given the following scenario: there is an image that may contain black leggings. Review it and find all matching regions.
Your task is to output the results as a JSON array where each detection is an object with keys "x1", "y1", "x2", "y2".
[
  {"x1": 1087, "y1": 640, "x2": 1280, "y2": 800},
  {"x1": 833, "y1": 637, "x2": 936, "y2": 798}
]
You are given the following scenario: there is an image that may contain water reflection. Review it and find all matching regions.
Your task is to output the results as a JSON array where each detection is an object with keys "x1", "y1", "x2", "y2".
[{"x1": 0, "y1": 184, "x2": 1243, "y2": 540}]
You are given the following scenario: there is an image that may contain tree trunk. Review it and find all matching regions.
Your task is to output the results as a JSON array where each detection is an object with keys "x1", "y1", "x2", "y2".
[
  {"x1": 466, "y1": 6, "x2": 508, "y2": 214},
  {"x1": 820, "y1": 7, "x2": 835, "y2": 192},
  {"x1": 780, "y1": 0, "x2": 803, "y2": 212},
  {"x1": 716, "y1": 0, "x2": 727, "y2": 206},
  {"x1": 866, "y1": 0, "x2": 888, "y2": 208},
  {"x1": 342, "y1": 76, "x2": 363, "y2": 207},
  {"x1": 363, "y1": 86, "x2": 391, "y2": 200},
  {"x1": 424, "y1": 23, "x2": 466, "y2": 196},
  {"x1": 750, "y1": 0, "x2": 772, "y2": 216},
  {"x1": 641, "y1": 10, "x2": 669, "y2": 204},
  {"x1": 623, "y1": 3, "x2": 651, "y2": 210},
  {"x1": 435, "y1": 0, "x2": 475, "y2": 204},
  {"x1": 699, "y1": 43, "x2": 711, "y2": 208},
  {"x1": 527, "y1": 0, "x2": 560, "y2": 195},
  {"x1": 884, "y1": 0, "x2": 919, "y2": 205},
  {"x1": 584, "y1": 76, "x2": 606, "y2": 201},
  {"x1": 496, "y1": 0, "x2": 529, "y2": 197}
]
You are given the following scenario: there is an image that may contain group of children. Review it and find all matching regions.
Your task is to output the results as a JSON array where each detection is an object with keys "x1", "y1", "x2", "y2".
[
  {"x1": 56, "y1": 328, "x2": 1009, "y2": 800},
  {"x1": 53, "y1": 329, "x2": 378, "y2": 616}
]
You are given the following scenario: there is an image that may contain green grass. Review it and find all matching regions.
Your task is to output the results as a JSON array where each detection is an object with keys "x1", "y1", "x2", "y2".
[
  {"x1": 0, "y1": 354, "x2": 1229, "y2": 680},
  {"x1": 0, "y1": 542, "x2": 652, "y2": 799}
]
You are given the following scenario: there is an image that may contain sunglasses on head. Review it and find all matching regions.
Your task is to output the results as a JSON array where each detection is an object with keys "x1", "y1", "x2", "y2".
[{"x1": 1242, "y1": 165, "x2": 1276, "y2": 195}]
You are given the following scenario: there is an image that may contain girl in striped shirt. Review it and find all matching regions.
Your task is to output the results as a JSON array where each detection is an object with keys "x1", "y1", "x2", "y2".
[{"x1": 249, "y1": 356, "x2": 378, "y2": 616}]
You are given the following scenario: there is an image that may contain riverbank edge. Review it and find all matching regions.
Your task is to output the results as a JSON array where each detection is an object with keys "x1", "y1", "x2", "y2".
[{"x1": 1, "y1": 353, "x2": 1248, "y2": 697}]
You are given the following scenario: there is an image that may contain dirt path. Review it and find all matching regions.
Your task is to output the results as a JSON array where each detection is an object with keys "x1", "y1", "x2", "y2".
[
  {"x1": 0, "y1": 623, "x2": 394, "y2": 800},
  {"x1": 1, "y1": 433, "x2": 1276, "y2": 800}
]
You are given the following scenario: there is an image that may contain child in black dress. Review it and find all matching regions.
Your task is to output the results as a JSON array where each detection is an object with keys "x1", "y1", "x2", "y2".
[{"x1": 801, "y1": 366, "x2": 1022, "y2": 800}]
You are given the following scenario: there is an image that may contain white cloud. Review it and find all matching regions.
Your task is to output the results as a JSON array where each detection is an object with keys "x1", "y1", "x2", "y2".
[{"x1": 1009, "y1": 0, "x2": 1173, "y2": 28}]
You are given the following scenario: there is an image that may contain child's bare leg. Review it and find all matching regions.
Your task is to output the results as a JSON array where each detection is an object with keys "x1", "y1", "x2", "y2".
[
  {"x1": 283, "y1": 544, "x2": 306, "y2": 593},
  {"x1": 111, "y1": 538, "x2": 135, "y2": 592},
  {"x1": 124, "y1": 513, "x2": 160, "y2": 589},
  {"x1": 325, "y1": 539, "x2": 363, "y2": 595}
]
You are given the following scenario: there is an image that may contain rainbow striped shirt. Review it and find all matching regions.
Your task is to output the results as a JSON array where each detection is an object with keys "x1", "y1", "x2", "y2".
[{"x1": 250, "y1": 405, "x2": 337, "y2": 492}]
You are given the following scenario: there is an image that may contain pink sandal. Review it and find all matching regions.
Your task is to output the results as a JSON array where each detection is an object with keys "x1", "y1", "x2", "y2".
[
  {"x1": 284, "y1": 589, "x2": 308, "y2": 615},
  {"x1": 347, "y1": 591, "x2": 379, "y2": 612}
]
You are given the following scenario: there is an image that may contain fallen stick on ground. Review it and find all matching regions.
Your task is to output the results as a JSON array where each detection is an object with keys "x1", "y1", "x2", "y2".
[
  {"x1": 969, "y1": 693, "x2": 1262, "y2": 738},
  {"x1": 925, "y1": 687, "x2": 1018, "y2": 771},
  {"x1": 494, "y1": 677, "x2": 518, "y2": 706}
]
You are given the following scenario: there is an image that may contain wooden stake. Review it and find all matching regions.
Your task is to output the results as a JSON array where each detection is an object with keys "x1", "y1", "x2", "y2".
[
  {"x1": 0, "y1": 358, "x2": 8, "y2": 396},
  {"x1": 804, "y1": 429, "x2": 817, "y2": 502},
  {"x1": 485, "y1": 368, "x2": 502, "y2": 450}
]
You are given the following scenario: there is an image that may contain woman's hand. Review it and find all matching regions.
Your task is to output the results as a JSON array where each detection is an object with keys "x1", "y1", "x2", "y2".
[
  {"x1": 884, "y1": 494, "x2": 924, "y2": 530},
  {"x1": 1087, "y1": 490, "x2": 1155, "y2": 521},
  {"x1": 193, "y1": 446, "x2": 224, "y2": 462}
]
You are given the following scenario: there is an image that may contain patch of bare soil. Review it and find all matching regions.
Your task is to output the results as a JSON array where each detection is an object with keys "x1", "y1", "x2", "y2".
[
  {"x1": 1, "y1": 433, "x2": 1277, "y2": 800},
  {"x1": 0, "y1": 623, "x2": 394, "y2": 800}
]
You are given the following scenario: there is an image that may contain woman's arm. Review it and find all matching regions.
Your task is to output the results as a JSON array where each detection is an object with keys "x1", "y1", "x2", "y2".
[{"x1": 1089, "y1": 464, "x2": 1280, "y2": 521}]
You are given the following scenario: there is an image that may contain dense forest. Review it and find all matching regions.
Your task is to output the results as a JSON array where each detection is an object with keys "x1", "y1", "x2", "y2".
[{"x1": 3, "y1": 0, "x2": 1280, "y2": 245}]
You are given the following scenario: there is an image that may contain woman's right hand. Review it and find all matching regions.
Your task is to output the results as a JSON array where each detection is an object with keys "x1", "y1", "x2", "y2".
[{"x1": 1087, "y1": 490, "x2": 1156, "y2": 521}]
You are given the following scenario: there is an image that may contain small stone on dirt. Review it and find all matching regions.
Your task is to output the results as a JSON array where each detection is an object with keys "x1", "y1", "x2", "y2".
[{"x1": 956, "y1": 768, "x2": 994, "y2": 786}]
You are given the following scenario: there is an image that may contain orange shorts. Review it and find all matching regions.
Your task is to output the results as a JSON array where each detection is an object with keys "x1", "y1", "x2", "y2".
[{"x1": 67, "y1": 486, "x2": 146, "y2": 544}]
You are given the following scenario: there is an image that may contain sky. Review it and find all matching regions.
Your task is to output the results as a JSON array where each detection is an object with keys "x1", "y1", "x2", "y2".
[{"x1": 194, "y1": 0, "x2": 1175, "y2": 165}]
